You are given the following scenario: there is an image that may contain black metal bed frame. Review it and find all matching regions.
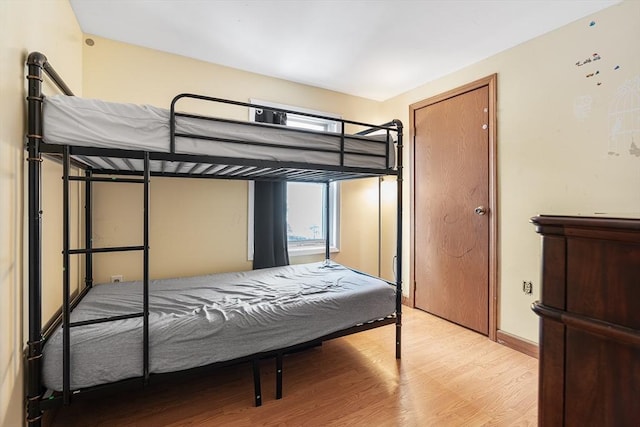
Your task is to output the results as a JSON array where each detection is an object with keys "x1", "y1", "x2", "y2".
[{"x1": 25, "y1": 52, "x2": 403, "y2": 426}]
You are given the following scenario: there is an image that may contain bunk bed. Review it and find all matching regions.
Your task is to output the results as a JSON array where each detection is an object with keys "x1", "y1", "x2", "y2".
[{"x1": 25, "y1": 52, "x2": 403, "y2": 427}]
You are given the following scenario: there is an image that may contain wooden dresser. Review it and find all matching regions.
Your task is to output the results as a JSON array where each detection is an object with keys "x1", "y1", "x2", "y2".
[{"x1": 531, "y1": 215, "x2": 640, "y2": 426}]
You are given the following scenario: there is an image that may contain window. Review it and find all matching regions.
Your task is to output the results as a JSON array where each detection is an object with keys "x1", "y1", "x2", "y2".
[
  {"x1": 286, "y1": 181, "x2": 339, "y2": 255},
  {"x1": 285, "y1": 113, "x2": 339, "y2": 133},
  {"x1": 247, "y1": 99, "x2": 341, "y2": 258},
  {"x1": 247, "y1": 180, "x2": 340, "y2": 259},
  {"x1": 248, "y1": 98, "x2": 341, "y2": 133}
]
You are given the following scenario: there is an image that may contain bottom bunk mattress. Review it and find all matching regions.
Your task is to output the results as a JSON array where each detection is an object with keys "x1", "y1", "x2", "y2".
[{"x1": 42, "y1": 261, "x2": 396, "y2": 391}]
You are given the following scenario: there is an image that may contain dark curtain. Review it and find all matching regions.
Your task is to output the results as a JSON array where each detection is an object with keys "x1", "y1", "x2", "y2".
[
  {"x1": 253, "y1": 108, "x2": 289, "y2": 269},
  {"x1": 255, "y1": 107, "x2": 287, "y2": 125},
  {"x1": 253, "y1": 181, "x2": 289, "y2": 269}
]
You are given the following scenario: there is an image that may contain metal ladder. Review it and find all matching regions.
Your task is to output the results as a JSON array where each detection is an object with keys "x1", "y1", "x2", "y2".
[{"x1": 60, "y1": 148, "x2": 150, "y2": 404}]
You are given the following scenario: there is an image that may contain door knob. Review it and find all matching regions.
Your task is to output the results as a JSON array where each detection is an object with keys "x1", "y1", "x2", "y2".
[{"x1": 474, "y1": 206, "x2": 487, "y2": 216}]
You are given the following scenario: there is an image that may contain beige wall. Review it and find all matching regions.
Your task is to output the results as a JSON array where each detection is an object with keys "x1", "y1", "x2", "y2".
[
  {"x1": 338, "y1": 178, "x2": 380, "y2": 273},
  {"x1": 382, "y1": 0, "x2": 639, "y2": 343},
  {"x1": 0, "y1": 1, "x2": 82, "y2": 426},
  {"x1": 338, "y1": 176, "x2": 398, "y2": 282},
  {"x1": 81, "y1": 37, "x2": 389, "y2": 283},
  {"x1": 92, "y1": 177, "x2": 250, "y2": 281}
]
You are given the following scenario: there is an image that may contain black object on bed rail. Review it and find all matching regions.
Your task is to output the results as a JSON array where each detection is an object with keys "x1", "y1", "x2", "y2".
[{"x1": 25, "y1": 51, "x2": 403, "y2": 427}]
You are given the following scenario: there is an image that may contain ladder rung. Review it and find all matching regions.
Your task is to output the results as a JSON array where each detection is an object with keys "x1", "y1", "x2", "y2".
[
  {"x1": 70, "y1": 312, "x2": 144, "y2": 328},
  {"x1": 68, "y1": 245, "x2": 145, "y2": 255},
  {"x1": 69, "y1": 176, "x2": 145, "y2": 183}
]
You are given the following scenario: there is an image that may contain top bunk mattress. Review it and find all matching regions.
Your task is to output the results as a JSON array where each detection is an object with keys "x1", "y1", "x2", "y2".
[
  {"x1": 42, "y1": 95, "x2": 396, "y2": 171},
  {"x1": 41, "y1": 261, "x2": 396, "y2": 391}
]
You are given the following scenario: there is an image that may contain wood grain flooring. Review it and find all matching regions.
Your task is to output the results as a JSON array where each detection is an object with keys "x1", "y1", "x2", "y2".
[{"x1": 51, "y1": 307, "x2": 538, "y2": 426}]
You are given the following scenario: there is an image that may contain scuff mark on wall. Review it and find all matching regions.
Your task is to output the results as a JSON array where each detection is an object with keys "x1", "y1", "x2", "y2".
[
  {"x1": 608, "y1": 76, "x2": 640, "y2": 156},
  {"x1": 574, "y1": 95, "x2": 593, "y2": 120}
]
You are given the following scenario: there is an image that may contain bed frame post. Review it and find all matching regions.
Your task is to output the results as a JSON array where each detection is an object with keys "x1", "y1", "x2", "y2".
[
  {"x1": 143, "y1": 152, "x2": 150, "y2": 383},
  {"x1": 378, "y1": 176, "x2": 382, "y2": 277},
  {"x1": 62, "y1": 146, "x2": 72, "y2": 404},
  {"x1": 25, "y1": 51, "x2": 76, "y2": 427},
  {"x1": 85, "y1": 169, "x2": 93, "y2": 288},
  {"x1": 275, "y1": 353, "x2": 283, "y2": 399},
  {"x1": 26, "y1": 51, "x2": 47, "y2": 427},
  {"x1": 325, "y1": 181, "x2": 331, "y2": 261},
  {"x1": 394, "y1": 120, "x2": 403, "y2": 360}
]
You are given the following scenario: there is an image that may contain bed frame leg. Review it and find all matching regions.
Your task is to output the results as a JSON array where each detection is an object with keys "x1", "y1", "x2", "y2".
[
  {"x1": 252, "y1": 359, "x2": 262, "y2": 407},
  {"x1": 275, "y1": 353, "x2": 283, "y2": 399},
  {"x1": 26, "y1": 340, "x2": 43, "y2": 426},
  {"x1": 396, "y1": 319, "x2": 402, "y2": 359}
]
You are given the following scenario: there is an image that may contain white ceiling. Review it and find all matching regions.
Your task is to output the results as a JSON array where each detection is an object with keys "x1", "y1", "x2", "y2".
[{"x1": 69, "y1": 0, "x2": 621, "y2": 101}]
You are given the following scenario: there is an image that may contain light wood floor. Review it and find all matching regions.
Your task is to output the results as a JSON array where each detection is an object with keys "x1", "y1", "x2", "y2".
[{"x1": 51, "y1": 307, "x2": 538, "y2": 426}]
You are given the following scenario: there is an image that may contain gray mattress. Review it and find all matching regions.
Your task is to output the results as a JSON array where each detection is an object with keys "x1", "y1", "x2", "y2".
[
  {"x1": 42, "y1": 262, "x2": 396, "y2": 391},
  {"x1": 42, "y1": 95, "x2": 396, "y2": 170}
]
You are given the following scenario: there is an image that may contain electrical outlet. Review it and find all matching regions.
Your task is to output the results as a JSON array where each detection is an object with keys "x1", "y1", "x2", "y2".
[
  {"x1": 522, "y1": 281, "x2": 533, "y2": 295},
  {"x1": 111, "y1": 275, "x2": 123, "y2": 283}
]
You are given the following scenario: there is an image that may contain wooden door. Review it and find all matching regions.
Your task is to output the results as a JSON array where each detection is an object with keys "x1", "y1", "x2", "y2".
[{"x1": 413, "y1": 84, "x2": 491, "y2": 335}]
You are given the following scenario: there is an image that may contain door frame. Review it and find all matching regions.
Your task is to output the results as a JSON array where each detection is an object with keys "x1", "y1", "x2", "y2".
[{"x1": 409, "y1": 74, "x2": 498, "y2": 341}]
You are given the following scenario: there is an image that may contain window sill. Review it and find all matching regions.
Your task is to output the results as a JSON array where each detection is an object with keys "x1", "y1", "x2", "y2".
[
  {"x1": 247, "y1": 246, "x2": 339, "y2": 261},
  {"x1": 288, "y1": 246, "x2": 340, "y2": 257}
]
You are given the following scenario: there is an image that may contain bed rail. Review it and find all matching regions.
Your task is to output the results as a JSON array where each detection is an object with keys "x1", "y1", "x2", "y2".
[
  {"x1": 168, "y1": 93, "x2": 398, "y2": 176},
  {"x1": 169, "y1": 93, "x2": 397, "y2": 156}
]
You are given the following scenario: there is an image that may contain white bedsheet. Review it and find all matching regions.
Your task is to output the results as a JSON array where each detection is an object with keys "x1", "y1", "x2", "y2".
[{"x1": 41, "y1": 262, "x2": 396, "y2": 391}]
